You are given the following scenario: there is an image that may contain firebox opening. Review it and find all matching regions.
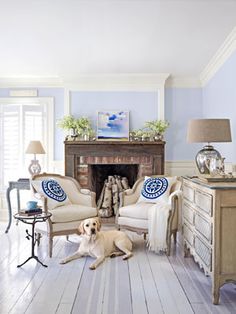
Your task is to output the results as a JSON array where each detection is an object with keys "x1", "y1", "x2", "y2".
[{"x1": 90, "y1": 164, "x2": 139, "y2": 201}]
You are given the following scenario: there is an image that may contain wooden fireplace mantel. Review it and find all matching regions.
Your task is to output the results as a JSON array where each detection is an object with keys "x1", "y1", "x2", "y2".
[{"x1": 64, "y1": 140, "x2": 165, "y2": 189}]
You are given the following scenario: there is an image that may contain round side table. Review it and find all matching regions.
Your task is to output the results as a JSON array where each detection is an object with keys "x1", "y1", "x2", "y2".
[{"x1": 14, "y1": 212, "x2": 52, "y2": 268}]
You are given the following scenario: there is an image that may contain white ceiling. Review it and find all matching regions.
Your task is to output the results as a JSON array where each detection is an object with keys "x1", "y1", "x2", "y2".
[{"x1": 0, "y1": 0, "x2": 236, "y2": 84}]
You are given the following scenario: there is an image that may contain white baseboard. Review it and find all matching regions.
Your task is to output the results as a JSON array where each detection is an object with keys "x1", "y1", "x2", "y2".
[{"x1": 165, "y1": 160, "x2": 197, "y2": 177}]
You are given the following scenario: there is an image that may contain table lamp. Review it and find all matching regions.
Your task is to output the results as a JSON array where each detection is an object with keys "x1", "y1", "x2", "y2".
[
  {"x1": 25, "y1": 140, "x2": 45, "y2": 176},
  {"x1": 187, "y1": 119, "x2": 232, "y2": 174}
]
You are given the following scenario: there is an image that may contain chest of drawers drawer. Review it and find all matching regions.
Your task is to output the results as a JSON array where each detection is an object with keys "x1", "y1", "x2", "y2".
[
  {"x1": 195, "y1": 190, "x2": 212, "y2": 216},
  {"x1": 195, "y1": 213, "x2": 212, "y2": 243},
  {"x1": 183, "y1": 201, "x2": 194, "y2": 225},
  {"x1": 183, "y1": 184, "x2": 194, "y2": 202},
  {"x1": 195, "y1": 236, "x2": 212, "y2": 269},
  {"x1": 183, "y1": 223, "x2": 194, "y2": 246}
]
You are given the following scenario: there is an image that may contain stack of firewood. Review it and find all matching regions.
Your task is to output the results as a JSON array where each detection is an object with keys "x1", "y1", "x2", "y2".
[{"x1": 97, "y1": 175, "x2": 129, "y2": 218}]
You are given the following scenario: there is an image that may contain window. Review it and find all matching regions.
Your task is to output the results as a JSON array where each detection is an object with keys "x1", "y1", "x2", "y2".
[{"x1": 0, "y1": 97, "x2": 53, "y2": 192}]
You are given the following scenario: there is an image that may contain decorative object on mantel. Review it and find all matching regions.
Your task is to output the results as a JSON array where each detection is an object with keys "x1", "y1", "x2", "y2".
[
  {"x1": 97, "y1": 175, "x2": 129, "y2": 217},
  {"x1": 97, "y1": 111, "x2": 129, "y2": 141},
  {"x1": 187, "y1": 118, "x2": 232, "y2": 175},
  {"x1": 57, "y1": 115, "x2": 94, "y2": 141},
  {"x1": 25, "y1": 140, "x2": 45, "y2": 176},
  {"x1": 130, "y1": 120, "x2": 169, "y2": 142},
  {"x1": 144, "y1": 119, "x2": 169, "y2": 141},
  {"x1": 74, "y1": 117, "x2": 94, "y2": 141}
]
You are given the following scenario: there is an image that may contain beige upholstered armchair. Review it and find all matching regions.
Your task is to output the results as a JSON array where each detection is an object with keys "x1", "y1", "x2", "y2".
[
  {"x1": 31, "y1": 173, "x2": 98, "y2": 257},
  {"x1": 116, "y1": 176, "x2": 182, "y2": 255}
]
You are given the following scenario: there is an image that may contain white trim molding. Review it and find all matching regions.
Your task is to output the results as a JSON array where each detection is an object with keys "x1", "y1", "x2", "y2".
[
  {"x1": 165, "y1": 160, "x2": 197, "y2": 177},
  {"x1": 165, "y1": 76, "x2": 202, "y2": 88},
  {"x1": 0, "y1": 76, "x2": 63, "y2": 88},
  {"x1": 65, "y1": 73, "x2": 170, "y2": 91},
  {"x1": 0, "y1": 73, "x2": 170, "y2": 120},
  {"x1": 64, "y1": 73, "x2": 170, "y2": 120},
  {"x1": 200, "y1": 26, "x2": 236, "y2": 86}
]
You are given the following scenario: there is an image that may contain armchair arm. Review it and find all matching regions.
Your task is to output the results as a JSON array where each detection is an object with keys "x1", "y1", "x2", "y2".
[
  {"x1": 168, "y1": 190, "x2": 183, "y2": 231},
  {"x1": 119, "y1": 178, "x2": 144, "y2": 207},
  {"x1": 77, "y1": 190, "x2": 96, "y2": 208}
]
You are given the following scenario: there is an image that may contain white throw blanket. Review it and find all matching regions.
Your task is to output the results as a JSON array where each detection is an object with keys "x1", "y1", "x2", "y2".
[{"x1": 147, "y1": 190, "x2": 182, "y2": 253}]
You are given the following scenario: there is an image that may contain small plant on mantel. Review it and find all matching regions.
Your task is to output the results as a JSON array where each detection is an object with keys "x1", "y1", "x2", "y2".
[
  {"x1": 144, "y1": 119, "x2": 169, "y2": 140},
  {"x1": 57, "y1": 115, "x2": 95, "y2": 140},
  {"x1": 57, "y1": 115, "x2": 77, "y2": 138},
  {"x1": 74, "y1": 117, "x2": 94, "y2": 140}
]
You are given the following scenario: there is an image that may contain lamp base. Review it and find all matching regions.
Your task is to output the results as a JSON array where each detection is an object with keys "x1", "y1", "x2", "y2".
[
  {"x1": 28, "y1": 159, "x2": 42, "y2": 176},
  {"x1": 195, "y1": 145, "x2": 221, "y2": 174}
]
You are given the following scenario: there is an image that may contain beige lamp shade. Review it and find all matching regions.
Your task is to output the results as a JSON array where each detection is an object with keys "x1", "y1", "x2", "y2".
[
  {"x1": 187, "y1": 119, "x2": 232, "y2": 143},
  {"x1": 25, "y1": 141, "x2": 45, "y2": 154}
]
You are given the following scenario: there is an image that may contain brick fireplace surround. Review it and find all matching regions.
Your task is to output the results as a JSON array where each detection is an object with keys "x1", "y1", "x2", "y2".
[{"x1": 64, "y1": 141, "x2": 165, "y2": 196}]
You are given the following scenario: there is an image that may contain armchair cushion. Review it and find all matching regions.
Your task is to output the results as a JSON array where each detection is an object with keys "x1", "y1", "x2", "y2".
[
  {"x1": 31, "y1": 179, "x2": 71, "y2": 210},
  {"x1": 50, "y1": 204, "x2": 97, "y2": 223},
  {"x1": 119, "y1": 202, "x2": 154, "y2": 220},
  {"x1": 137, "y1": 176, "x2": 177, "y2": 204}
]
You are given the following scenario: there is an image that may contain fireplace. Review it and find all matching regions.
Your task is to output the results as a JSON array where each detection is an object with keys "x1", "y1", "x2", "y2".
[
  {"x1": 90, "y1": 164, "x2": 139, "y2": 201},
  {"x1": 64, "y1": 141, "x2": 165, "y2": 193}
]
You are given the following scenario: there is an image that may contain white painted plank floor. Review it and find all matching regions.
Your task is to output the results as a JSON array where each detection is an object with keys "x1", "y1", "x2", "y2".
[{"x1": 0, "y1": 221, "x2": 236, "y2": 314}]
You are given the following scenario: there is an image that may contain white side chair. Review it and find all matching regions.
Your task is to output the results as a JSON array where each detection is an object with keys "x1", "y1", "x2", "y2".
[
  {"x1": 31, "y1": 173, "x2": 98, "y2": 257},
  {"x1": 116, "y1": 176, "x2": 182, "y2": 255}
]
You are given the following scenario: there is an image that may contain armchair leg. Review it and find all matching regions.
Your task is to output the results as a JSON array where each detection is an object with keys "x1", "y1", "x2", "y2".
[
  {"x1": 167, "y1": 236, "x2": 171, "y2": 256},
  {"x1": 49, "y1": 236, "x2": 53, "y2": 258},
  {"x1": 143, "y1": 233, "x2": 147, "y2": 241},
  {"x1": 173, "y1": 230, "x2": 177, "y2": 244}
]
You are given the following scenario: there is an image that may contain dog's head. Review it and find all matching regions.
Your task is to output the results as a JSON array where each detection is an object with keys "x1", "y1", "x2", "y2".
[{"x1": 79, "y1": 217, "x2": 101, "y2": 237}]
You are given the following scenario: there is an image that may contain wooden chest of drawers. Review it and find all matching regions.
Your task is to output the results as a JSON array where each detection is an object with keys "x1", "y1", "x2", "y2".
[{"x1": 182, "y1": 177, "x2": 236, "y2": 304}]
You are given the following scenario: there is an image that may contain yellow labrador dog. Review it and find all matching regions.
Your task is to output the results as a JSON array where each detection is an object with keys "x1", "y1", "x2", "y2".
[{"x1": 60, "y1": 217, "x2": 133, "y2": 270}]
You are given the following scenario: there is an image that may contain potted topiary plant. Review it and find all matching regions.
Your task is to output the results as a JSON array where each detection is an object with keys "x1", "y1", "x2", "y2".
[
  {"x1": 57, "y1": 115, "x2": 77, "y2": 139},
  {"x1": 74, "y1": 117, "x2": 94, "y2": 141},
  {"x1": 144, "y1": 119, "x2": 169, "y2": 141}
]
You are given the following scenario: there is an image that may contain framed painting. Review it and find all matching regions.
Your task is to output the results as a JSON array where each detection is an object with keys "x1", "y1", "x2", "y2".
[{"x1": 97, "y1": 111, "x2": 129, "y2": 140}]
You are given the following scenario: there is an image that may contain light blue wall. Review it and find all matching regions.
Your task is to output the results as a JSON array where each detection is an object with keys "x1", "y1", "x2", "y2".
[
  {"x1": 0, "y1": 89, "x2": 9, "y2": 97},
  {"x1": 165, "y1": 88, "x2": 203, "y2": 161},
  {"x1": 202, "y1": 50, "x2": 236, "y2": 162},
  {"x1": 70, "y1": 91, "x2": 158, "y2": 131},
  {"x1": 0, "y1": 88, "x2": 64, "y2": 160}
]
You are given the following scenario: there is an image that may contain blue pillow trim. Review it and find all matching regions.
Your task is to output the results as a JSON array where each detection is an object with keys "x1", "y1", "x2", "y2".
[
  {"x1": 42, "y1": 179, "x2": 67, "y2": 202},
  {"x1": 141, "y1": 177, "x2": 168, "y2": 200}
]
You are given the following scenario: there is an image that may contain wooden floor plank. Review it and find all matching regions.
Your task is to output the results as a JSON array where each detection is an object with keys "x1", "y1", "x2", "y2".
[
  {"x1": 128, "y1": 251, "x2": 148, "y2": 314},
  {"x1": 148, "y1": 251, "x2": 194, "y2": 314},
  {"x1": 135, "y1": 241, "x2": 164, "y2": 314},
  {"x1": 115, "y1": 255, "x2": 132, "y2": 314}
]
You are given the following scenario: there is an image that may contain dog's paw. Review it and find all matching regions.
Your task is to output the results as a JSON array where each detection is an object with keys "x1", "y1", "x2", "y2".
[
  {"x1": 123, "y1": 253, "x2": 133, "y2": 260},
  {"x1": 110, "y1": 253, "x2": 116, "y2": 258},
  {"x1": 89, "y1": 264, "x2": 96, "y2": 270},
  {"x1": 59, "y1": 259, "x2": 67, "y2": 264}
]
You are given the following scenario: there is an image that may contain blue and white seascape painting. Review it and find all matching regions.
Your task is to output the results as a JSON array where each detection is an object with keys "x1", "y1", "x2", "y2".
[{"x1": 97, "y1": 111, "x2": 129, "y2": 140}]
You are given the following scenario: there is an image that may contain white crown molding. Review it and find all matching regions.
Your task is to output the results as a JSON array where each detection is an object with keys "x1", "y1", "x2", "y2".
[
  {"x1": 0, "y1": 76, "x2": 63, "y2": 88},
  {"x1": 0, "y1": 73, "x2": 170, "y2": 90},
  {"x1": 65, "y1": 73, "x2": 170, "y2": 91},
  {"x1": 165, "y1": 76, "x2": 201, "y2": 88},
  {"x1": 200, "y1": 27, "x2": 236, "y2": 86}
]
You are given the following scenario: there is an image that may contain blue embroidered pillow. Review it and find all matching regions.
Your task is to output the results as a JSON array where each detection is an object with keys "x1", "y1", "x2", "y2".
[
  {"x1": 42, "y1": 179, "x2": 67, "y2": 202},
  {"x1": 31, "y1": 179, "x2": 71, "y2": 210},
  {"x1": 138, "y1": 176, "x2": 177, "y2": 204}
]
